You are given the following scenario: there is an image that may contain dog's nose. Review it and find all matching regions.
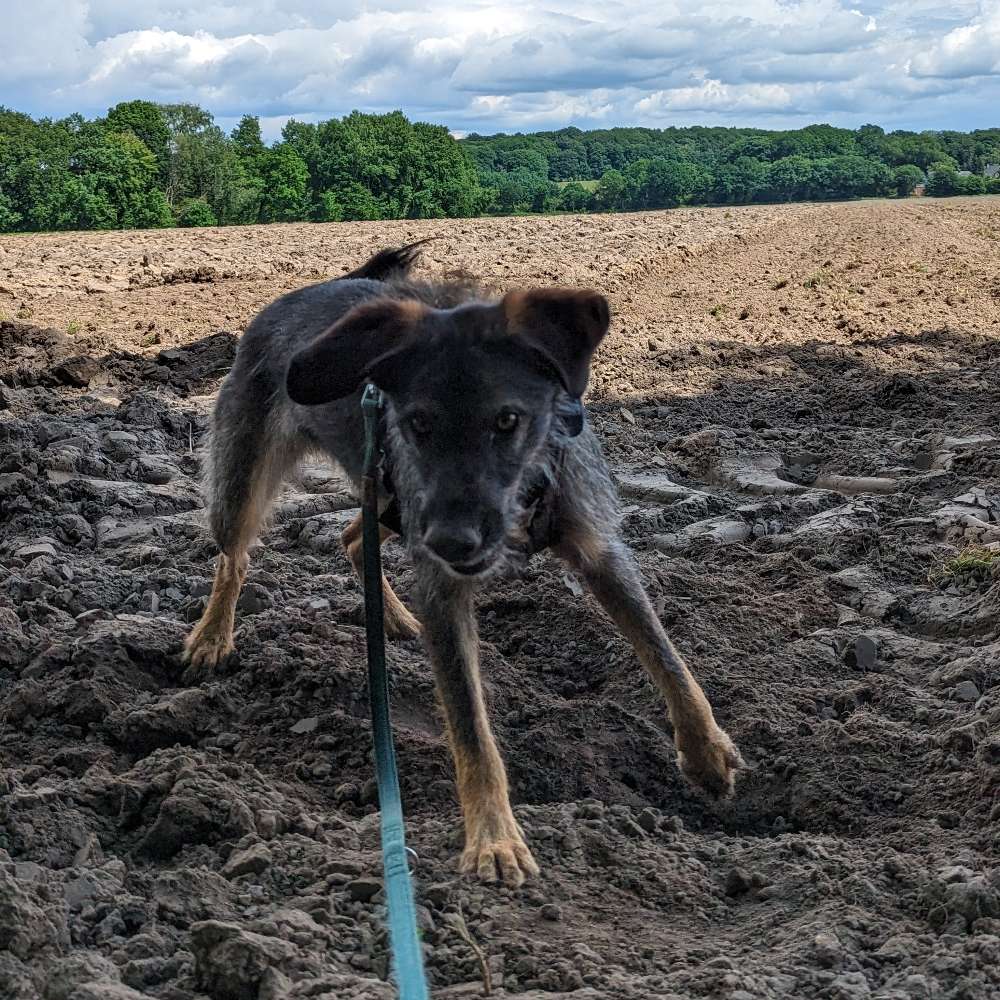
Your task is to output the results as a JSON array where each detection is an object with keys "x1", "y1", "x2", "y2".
[{"x1": 423, "y1": 525, "x2": 482, "y2": 565}]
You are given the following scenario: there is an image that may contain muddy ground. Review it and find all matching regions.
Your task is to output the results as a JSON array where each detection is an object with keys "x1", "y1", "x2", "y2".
[{"x1": 1, "y1": 199, "x2": 998, "y2": 1000}]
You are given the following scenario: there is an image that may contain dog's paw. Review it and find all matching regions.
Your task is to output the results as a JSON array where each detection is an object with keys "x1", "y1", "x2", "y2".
[
  {"x1": 460, "y1": 825, "x2": 539, "y2": 888},
  {"x1": 676, "y1": 726, "x2": 744, "y2": 800},
  {"x1": 385, "y1": 603, "x2": 422, "y2": 640},
  {"x1": 181, "y1": 627, "x2": 234, "y2": 684}
]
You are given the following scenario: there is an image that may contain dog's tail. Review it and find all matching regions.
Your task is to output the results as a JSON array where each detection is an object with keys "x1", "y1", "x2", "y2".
[{"x1": 339, "y1": 239, "x2": 435, "y2": 283}]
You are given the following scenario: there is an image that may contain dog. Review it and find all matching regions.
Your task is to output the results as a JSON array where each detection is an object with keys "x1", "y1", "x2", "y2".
[{"x1": 184, "y1": 242, "x2": 743, "y2": 886}]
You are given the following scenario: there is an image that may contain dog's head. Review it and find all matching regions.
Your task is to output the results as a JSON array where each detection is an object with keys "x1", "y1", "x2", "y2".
[{"x1": 286, "y1": 289, "x2": 610, "y2": 577}]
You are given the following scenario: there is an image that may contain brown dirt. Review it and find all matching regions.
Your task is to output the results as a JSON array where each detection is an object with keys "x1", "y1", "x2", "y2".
[{"x1": 1, "y1": 198, "x2": 998, "y2": 1000}]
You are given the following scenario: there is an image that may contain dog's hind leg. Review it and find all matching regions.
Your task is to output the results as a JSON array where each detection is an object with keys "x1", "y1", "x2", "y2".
[
  {"x1": 184, "y1": 389, "x2": 299, "y2": 683},
  {"x1": 556, "y1": 526, "x2": 744, "y2": 799},
  {"x1": 341, "y1": 513, "x2": 421, "y2": 639},
  {"x1": 416, "y1": 572, "x2": 539, "y2": 887}
]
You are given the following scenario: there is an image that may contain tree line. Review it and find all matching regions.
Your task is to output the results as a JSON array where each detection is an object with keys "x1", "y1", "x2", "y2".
[{"x1": 1, "y1": 103, "x2": 997, "y2": 233}]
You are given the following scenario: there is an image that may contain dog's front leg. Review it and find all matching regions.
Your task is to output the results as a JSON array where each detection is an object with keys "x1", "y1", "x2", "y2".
[
  {"x1": 558, "y1": 532, "x2": 744, "y2": 798},
  {"x1": 416, "y1": 572, "x2": 539, "y2": 887}
]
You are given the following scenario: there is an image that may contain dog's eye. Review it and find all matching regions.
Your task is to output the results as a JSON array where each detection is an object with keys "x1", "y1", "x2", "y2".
[
  {"x1": 495, "y1": 410, "x2": 519, "y2": 433},
  {"x1": 409, "y1": 413, "x2": 432, "y2": 438}
]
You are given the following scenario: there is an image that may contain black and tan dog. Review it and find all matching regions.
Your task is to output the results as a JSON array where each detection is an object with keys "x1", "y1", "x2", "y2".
[{"x1": 184, "y1": 243, "x2": 743, "y2": 886}]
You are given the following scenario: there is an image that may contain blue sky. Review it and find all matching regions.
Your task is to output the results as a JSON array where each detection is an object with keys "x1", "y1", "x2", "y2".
[{"x1": 5, "y1": 1, "x2": 999, "y2": 139}]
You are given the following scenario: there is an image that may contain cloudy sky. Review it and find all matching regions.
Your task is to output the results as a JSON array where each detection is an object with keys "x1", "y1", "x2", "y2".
[{"x1": 5, "y1": 1, "x2": 1000, "y2": 138}]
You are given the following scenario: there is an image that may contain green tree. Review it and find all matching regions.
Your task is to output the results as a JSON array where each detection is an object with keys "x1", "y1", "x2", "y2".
[
  {"x1": 231, "y1": 115, "x2": 267, "y2": 162},
  {"x1": 0, "y1": 190, "x2": 20, "y2": 230},
  {"x1": 107, "y1": 100, "x2": 171, "y2": 180},
  {"x1": 161, "y1": 103, "x2": 214, "y2": 136},
  {"x1": 177, "y1": 198, "x2": 218, "y2": 226},
  {"x1": 68, "y1": 131, "x2": 173, "y2": 228},
  {"x1": 711, "y1": 156, "x2": 768, "y2": 203},
  {"x1": 168, "y1": 126, "x2": 260, "y2": 224},
  {"x1": 336, "y1": 181, "x2": 384, "y2": 221},
  {"x1": 926, "y1": 163, "x2": 960, "y2": 196},
  {"x1": 767, "y1": 156, "x2": 814, "y2": 201},
  {"x1": 316, "y1": 190, "x2": 344, "y2": 222},
  {"x1": 258, "y1": 145, "x2": 309, "y2": 222},
  {"x1": 594, "y1": 169, "x2": 626, "y2": 210},
  {"x1": 893, "y1": 164, "x2": 924, "y2": 197},
  {"x1": 557, "y1": 182, "x2": 593, "y2": 212},
  {"x1": 958, "y1": 173, "x2": 986, "y2": 195}
]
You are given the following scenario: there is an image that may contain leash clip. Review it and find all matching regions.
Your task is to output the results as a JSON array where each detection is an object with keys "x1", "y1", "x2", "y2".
[{"x1": 361, "y1": 383, "x2": 386, "y2": 479}]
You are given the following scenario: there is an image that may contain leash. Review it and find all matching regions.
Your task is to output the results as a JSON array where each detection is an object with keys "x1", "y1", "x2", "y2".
[{"x1": 360, "y1": 384, "x2": 431, "y2": 1000}]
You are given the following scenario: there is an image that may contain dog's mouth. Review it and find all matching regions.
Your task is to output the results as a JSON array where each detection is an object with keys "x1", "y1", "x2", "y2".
[
  {"x1": 422, "y1": 546, "x2": 501, "y2": 579},
  {"x1": 447, "y1": 556, "x2": 493, "y2": 577}
]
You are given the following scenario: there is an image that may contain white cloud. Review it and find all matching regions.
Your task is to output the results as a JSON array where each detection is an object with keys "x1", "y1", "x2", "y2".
[
  {"x1": 909, "y1": 5, "x2": 1000, "y2": 78},
  {"x1": 637, "y1": 81, "x2": 798, "y2": 115},
  {"x1": 3, "y1": 0, "x2": 1000, "y2": 136}
]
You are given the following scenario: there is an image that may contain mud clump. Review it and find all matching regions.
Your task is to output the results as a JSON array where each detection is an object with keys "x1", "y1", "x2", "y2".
[{"x1": 2, "y1": 201, "x2": 1000, "y2": 997}]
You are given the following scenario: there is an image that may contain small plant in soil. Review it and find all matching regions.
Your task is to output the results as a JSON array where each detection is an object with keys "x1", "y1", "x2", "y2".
[{"x1": 929, "y1": 546, "x2": 1000, "y2": 587}]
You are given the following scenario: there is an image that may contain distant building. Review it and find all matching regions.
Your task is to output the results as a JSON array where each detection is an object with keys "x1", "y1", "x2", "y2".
[
  {"x1": 956, "y1": 170, "x2": 973, "y2": 177},
  {"x1": 985, "y1": 164, "x2": 1000, "y2": 178}
]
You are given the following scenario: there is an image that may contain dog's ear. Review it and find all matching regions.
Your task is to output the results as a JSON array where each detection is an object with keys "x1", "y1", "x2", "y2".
[
  {"x1": 501, "y1": 288, "x2": 610, "y2": 397},
  {"x1": 286, "y1": 299, "x2": 426, "y2": 405}
]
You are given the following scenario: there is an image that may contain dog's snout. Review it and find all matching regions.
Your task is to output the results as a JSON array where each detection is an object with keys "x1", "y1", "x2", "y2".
[{"x1": 423, "y1": 524, "x2": 482, "y2": 566}]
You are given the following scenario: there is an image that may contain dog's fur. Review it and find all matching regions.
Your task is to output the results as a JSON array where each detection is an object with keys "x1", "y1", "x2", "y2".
[{"x1": 185, "y1": 243, "x2": 743, "y2": 886}]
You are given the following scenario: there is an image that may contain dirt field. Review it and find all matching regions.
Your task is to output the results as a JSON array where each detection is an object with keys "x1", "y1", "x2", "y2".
[{"x1": 1, "y1": 199, "x2": 998, "y2": 1000}]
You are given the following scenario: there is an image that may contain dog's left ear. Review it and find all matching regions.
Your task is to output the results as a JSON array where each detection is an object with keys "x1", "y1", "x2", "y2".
[{"x1": 502, "y1": 288, "x2": 610, "y2": 398}]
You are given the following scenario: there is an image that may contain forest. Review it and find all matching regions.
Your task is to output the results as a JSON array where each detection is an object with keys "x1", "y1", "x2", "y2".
[{"x1": 1, "y1": 101, "x2": 998, "y2": 232}]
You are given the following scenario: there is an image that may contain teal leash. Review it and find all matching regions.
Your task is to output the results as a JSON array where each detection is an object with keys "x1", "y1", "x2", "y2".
[{"x1": 360, "y1": 384, "x2": 431, "y2": 1000}]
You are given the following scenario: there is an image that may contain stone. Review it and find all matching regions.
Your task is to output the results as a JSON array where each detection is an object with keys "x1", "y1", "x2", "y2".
[
  {"x1": 813, "y1": 931, "x2": 844, "y2": 968},
  {"x1": 15, "y1": 541, "x2": 58, "y2": 560},
  {"x1": 725, "y1": 868, "x2": 753, "y2": 897},
  {"x1": 44, "y1": 953, "x2": 121, "y2": 1000},
  {"x1": 954, "y1": 680, "x2": 980, "y2": 702},
  {"x1": 189, "y1": 920, "x2": 298, "y2": 1000},
  {"x1": 223, "y1": 844, "x2": 272, "y2": 880},
  {"x1": 136, "y1": 456, "x2": 176, "y2": 485},
  {"x1": 346, "y1": 877, "x2": 383, "y2": 903},
  {"x1": 0, "y1": 472, "x2": 30, "y2": 498}
]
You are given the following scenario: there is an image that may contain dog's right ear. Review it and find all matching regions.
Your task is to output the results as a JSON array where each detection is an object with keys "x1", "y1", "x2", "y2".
[
  {"x1": 501, "y1": 288, "x2": 610, "y2": 398},
  {"x1": 286, "y1": 299, "x2": 425, "y2": 405}
]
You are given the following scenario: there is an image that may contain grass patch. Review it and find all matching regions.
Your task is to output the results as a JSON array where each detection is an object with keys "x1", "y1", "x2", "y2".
[
  {"x1": 929, "y1": 546, "x2": 1000, "y2": 586},
  {"x1": 66, "y1": 320, "x2": 81, "y2": 335},
  {"x1": 802, "y1": 269, "x2": 829, "y2": 289},
  {"x1": 709, "y1": 303, "x2": 727, "y2": 318}
]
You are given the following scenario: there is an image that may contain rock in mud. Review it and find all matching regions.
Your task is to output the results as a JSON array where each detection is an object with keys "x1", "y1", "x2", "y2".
[
  {"x1": 653, "y1": 515, "x2": 751, "y2": 551},
  {"x1": 190, "y1": 921, "x2": 297, "y2": 1000},
  {"x1": 222, "y1": 843, "x2": 273, "y2": 880}
]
